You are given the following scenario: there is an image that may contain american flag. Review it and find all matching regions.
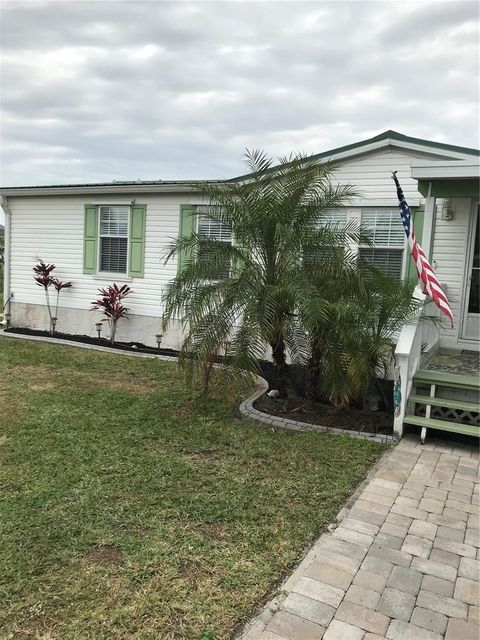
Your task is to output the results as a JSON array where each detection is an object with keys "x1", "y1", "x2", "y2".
[{"x1": 392, "y1": 171, "x2": 454, "y2": 327}]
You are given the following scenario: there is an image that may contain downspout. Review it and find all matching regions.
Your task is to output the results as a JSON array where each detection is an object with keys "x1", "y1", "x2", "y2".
[{"x1": 1, "y1": 196, "x2": 12, "y2": 326}]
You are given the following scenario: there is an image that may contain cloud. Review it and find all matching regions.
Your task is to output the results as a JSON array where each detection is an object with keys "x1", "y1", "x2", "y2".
[{"x1": 0, "y1": 0, "x2": 478, "y2": 188}]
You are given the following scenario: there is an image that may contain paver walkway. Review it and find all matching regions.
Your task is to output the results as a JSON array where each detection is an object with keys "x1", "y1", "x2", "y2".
[{"x1": 239, "y1": 436, "x2": 479, "y2": 640}]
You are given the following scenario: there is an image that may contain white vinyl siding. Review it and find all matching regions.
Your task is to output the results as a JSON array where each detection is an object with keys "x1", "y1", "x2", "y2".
[
  {"x1": 99, "y1": 206, "x2": 129, "y2": 273},
  {"x1": 7, "y1": 194, "x2": 198, "y2": 319},
  {"x1": 431, "y1": 197, "x2": 472, "y2": 348},
  {"x1": 358, "y1": 208, "x2": 405, "y2": 278},
  {"x1": 319, "y1": 210, "x2": 348, "y2": 227}
]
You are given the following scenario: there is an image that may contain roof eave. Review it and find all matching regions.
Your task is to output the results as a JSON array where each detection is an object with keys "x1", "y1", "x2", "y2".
[{"x1": 0, "y1": 182, "x2": 217, "y2": 197}]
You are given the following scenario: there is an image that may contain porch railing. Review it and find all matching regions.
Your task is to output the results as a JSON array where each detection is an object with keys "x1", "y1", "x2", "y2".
[{"x1": 393, "y1": 286, "x2": 441, "y2": 437}]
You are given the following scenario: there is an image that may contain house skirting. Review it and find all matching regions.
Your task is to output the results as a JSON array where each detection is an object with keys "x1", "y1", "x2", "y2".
[{"x1": 8, "y1": 302, "x2": 184, "y2": 350}]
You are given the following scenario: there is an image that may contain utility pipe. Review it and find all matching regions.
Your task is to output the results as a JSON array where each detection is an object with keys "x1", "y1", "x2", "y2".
[{"x1": 1, "y1": 196, "x2": 12, "y2": 326}]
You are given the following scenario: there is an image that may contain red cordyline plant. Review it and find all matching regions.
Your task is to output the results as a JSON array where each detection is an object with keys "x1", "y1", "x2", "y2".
[
  {"x1": 91, "y1": 283, "x2": 131, "y2": 345},
  {"x1": 33, "y1": 261, "x2": 72, "y2": 334}
]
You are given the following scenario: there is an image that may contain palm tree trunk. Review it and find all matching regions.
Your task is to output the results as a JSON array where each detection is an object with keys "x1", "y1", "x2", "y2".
[{"x1": 271, "y1": 338, "x2": 289, "y2": 398}]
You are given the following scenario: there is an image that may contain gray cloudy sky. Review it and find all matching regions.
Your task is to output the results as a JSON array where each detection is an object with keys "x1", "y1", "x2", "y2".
[{"x1": 1, "y1": 0, "x2": 479, "y2": 188}]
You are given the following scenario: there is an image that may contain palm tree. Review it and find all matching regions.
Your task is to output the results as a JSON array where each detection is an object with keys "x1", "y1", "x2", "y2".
[
  {"x1": 299, "y1": 264, "x2": 426, "y2": 410},
  {"x1": 162, "y1": 150, "x2": 360, "y2": 397}
]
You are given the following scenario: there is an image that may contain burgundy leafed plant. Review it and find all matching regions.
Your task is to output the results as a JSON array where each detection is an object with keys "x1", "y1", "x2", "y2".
[
  {"x1": 91, "y1": 283, "x2": 131, "y2": 345},
  {"x1": 52, "y1": 278, "x2": 72, "y2": 321},
  {"x1": 33, "y1": 261, "x2": 72, "y2": 334}
]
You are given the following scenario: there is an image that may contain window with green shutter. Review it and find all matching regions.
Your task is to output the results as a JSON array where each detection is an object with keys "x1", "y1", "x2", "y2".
[{"x1": 83, "y1": 204, "x2": 146, "y2": 277}]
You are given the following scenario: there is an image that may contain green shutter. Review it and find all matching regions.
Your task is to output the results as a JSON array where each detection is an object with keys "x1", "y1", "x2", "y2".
[
  {"x1": 83, "y1": 205, "x2": 98, "y2": 274},
  {"x1": 178, "y1": 205, "x2": 196, "y2": 273},
  {"x1": 129, "y1": 204, "x2": 146, "y2": 277},
  {"x1": 405, "y1": 207, "x2": 425, "y2": 283}
]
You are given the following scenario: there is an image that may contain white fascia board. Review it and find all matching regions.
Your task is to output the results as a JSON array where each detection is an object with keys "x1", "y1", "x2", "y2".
[
  {"x1": 411, "y1": 160, "x2": 480, "y2": 180},
  {"x1": 324, "y1": 138, "x2": 475, "y2": 164}
]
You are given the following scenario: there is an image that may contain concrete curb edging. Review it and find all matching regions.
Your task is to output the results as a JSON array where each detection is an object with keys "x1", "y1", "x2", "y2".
[
  {"x1": 239, "y1": 375, "x2": 395, "y2": 444},
  {"x1": 1, "y1": 330, "x2": 394, "y2": 443}
]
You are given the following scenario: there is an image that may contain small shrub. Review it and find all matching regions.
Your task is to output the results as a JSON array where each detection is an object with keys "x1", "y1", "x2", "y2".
[
  {"x1": 33, "y1": 261, "x2": 72, "y2": 334},
  {"x1": 91, "y1": 283, "x2": 131, "y2": 345}
]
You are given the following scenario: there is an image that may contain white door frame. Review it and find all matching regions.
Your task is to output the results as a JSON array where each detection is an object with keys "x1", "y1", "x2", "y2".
[{"x1": 460, "y1": 200, "x2": 479, "y2": 341}]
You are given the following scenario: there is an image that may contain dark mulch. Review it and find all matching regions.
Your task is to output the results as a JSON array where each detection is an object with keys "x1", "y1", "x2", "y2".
[
  {"x1": 4, "y1": 326, "x2": 179, "y2": 358},
  {"x1": 255, "y1": 393, "x2": 393, "y2": 435}
]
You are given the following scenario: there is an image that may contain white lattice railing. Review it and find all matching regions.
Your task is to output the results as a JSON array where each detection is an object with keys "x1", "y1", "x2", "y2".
[{"x1": 393, "y1": 286, "x2": 441, "y2": 437}]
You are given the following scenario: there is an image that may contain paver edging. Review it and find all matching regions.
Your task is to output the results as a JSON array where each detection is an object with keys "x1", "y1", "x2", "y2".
[{"x1": 239, "y1": 374, "x2": 396, "y2": 444}]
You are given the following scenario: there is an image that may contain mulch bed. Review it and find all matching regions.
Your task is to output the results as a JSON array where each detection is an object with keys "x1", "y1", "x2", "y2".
[
  {"x1": 255, "y1": 393, "x2": 393, "y2": 435},
  {"x1": 4, "y1": 327, "x2": 179, "y2": 358}
]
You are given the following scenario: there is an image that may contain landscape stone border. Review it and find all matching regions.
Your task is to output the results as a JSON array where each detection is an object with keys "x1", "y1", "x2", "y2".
[
  {"x1": 1, "y1": 330, "x2": 395, "y2": 443},
  {"x1": 240, "y1": 375, "x2": 395, "y2": 444}
]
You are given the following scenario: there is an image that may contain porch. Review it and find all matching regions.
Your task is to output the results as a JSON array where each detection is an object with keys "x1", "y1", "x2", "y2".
[
  {"x1": 403, "y1": 349, "x2": 479, "y2": 444},
  {"x1": 394, "y1": 160, "x2": 479, "y2": 443}
]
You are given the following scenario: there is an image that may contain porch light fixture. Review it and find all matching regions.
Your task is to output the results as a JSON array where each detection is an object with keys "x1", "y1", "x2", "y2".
[
  {"x1": 441, "y1": 199, "x2": 455, "y2": 221},
  {"x1": 155, "y1": 333, "x2": 163, "y2": 350},
  {"x1": 95, "y1": 322, "x2": 103, "y2": 339}
]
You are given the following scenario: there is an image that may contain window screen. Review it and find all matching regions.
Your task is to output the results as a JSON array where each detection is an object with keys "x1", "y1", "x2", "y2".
[
  {"x1": 99, "y1": 206, "x2": 129, "y2": 273},
  {"x1": 358, "y1": 248, "x2": 404, "y2": 278},
  {"x1": 198, "y1": 214, "x2": 232, "y2": 242},
  {"x1": 197, "y1": 213, "x2": 232, "y2": 279},
  {"x1": 359, "y1": 209, "x2": 404, "y2": 278}
]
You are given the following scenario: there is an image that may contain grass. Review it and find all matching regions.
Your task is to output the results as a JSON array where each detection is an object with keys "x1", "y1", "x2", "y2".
[{"x1": 0, "y1": 337, "x2": 387, "y2": 639}]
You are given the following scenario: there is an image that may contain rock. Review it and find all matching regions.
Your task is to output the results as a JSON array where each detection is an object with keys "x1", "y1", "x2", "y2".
[{"x1": 267, "y1": 389, "x2": 280, "y2": 398}]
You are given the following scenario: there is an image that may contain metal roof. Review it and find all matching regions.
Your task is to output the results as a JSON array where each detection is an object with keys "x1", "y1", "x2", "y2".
[{"x1": 2, "y1": 130, "x2": 478, "y2": 194}]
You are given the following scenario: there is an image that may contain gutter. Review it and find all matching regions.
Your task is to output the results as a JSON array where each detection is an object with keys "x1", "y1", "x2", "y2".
[
  {"x1": 1, "y1": 196, "x2": 11, "y2": 326},
  {"x1": 0, "y1": 182, "x2": 219, "y2": 197}
]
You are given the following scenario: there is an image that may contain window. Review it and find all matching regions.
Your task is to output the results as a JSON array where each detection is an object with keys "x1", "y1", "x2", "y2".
[
  {"x1": 358, "y1": 209, "x2": 404, "y2": 278},
  {"x1": 304, "y1": 210, "x2": 349, "y2": 267},
  {"x1": 197, "y1": 208, "x2": 232, "y2": 279},
  {"x1": 99, "y1": 206, "x2": 129, "y2": 273}
]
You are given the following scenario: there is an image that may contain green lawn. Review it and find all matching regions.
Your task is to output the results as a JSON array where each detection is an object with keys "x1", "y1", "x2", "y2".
[{"x1": 0, "y1": 337, "x2": 387, "y2": 639}]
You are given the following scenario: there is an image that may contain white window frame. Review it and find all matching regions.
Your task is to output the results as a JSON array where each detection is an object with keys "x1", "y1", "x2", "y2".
[{"x1": 97, "y1": 205, "x2": 131, "y2": 276}]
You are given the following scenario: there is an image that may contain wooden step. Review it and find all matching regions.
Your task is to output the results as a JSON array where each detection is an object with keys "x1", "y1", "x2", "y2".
[
  {"x1": 409, "y1": 395, "x2": 480, "y2": 414},
  {"x1": 414, "y1": 369, "x2": 480, "y2": 391},
  {"x1": 403, "y1": 415, "x2": 480, "y2": 438}
]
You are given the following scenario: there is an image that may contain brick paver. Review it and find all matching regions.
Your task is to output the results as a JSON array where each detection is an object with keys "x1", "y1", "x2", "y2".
[{"x1": 239, "y1": 436, "x2": 479, "y2": 640}]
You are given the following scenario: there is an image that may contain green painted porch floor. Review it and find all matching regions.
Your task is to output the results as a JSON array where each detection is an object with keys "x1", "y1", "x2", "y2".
[{"x1": 427, "y1": 348, "x2": 480, "y2": 377}]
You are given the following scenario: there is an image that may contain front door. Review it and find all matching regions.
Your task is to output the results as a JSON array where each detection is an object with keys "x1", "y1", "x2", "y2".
[{"x1": 462, "y1": 204, "x2": 479, "y2": 341}]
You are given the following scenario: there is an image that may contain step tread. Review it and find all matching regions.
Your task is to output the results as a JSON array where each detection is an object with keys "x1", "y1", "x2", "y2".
[
  {"x1": 414, "y1": 369, "x2": 480, "y2": 390},
  {"x1": 403, "y1": 415, "x2": 479, "y2": 437},
  {"x1": 409, "y1": 395, "x2": 480, "y2": 413}
]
